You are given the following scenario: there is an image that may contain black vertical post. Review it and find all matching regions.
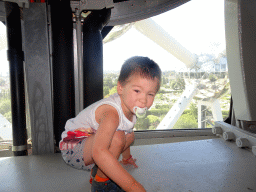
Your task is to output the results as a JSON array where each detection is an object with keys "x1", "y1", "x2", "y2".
[
  {"x1": 50, "y1": 0, "x2": 75, "y2": 148},
  {"x1": 5, "y1": 2, "x2": 27, "y2": 156},
  {"x1": 83, "y1": 9, "x2": 111, "y2": 108}
]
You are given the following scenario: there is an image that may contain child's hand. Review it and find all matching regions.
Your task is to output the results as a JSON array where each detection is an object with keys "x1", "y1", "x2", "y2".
[{"x1": 120, "y1": 155, "x2": 138, "y2": 168}]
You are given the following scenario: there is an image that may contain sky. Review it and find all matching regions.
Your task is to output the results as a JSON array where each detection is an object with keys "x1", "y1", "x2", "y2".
[
  {"x1": 0, "y1": 0, "x2": 225, "y2": 75},
  {"x1": 103, "y1": 0, "x2": 226, "y2": 72}
]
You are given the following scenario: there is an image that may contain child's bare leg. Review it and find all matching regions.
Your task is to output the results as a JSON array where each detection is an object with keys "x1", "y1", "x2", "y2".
[
  {"x1": 96, "y1": 130, "x2": 126, "y2": 178},
  {"x1": 83, "y1": 130, "x2": 126, "y2": 164},
  {"x1": 122, "y1": 147, "x2": 131, "y2": 159},
  {"x1": 83, "y1": 134, "x2": 96, "y2": 166},
  {"x1": 83, "y1": 131, "x2": 135, "y2": 178},
  {"x1": 83, "y1": 131, "x2": 126, "y2": 178},
  {"x1": 120, "y1": 132, "x2": 138, "y2": 167},
  {"x1": 122, "y1": 132, "x2": 135, "y2": 159},
  {"x1": 110, "y1": 130, "x2": 127, "y2": 158}
]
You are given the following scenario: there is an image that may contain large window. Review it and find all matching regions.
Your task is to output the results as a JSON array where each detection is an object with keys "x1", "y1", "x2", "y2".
[
  {"x1": 103, "y1": 0, "x2": 230, "y2": 131},
  {"x1": 0, "y1": 22, "x2": 32, "y2": 156},
  {"x1": 0, "y1": 22, "x2": 13, "y2": 154}
]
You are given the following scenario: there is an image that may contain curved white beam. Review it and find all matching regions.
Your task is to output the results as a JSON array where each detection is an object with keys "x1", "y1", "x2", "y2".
[
  {"x1": 134, "y1": 18, "x2": 197, "y2": 68},
  {"x1": 156, "y1": 83, "x2": 198, "y2": 130}
]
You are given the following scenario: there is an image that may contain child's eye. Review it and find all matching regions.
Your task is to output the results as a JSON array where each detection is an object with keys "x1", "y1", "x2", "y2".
[
  {"x1": 134, "y1": 90, "x2": 140, "y2": 93},
  {"x1": 149, "y1": 94, "x2": 155, "y2": 97}
]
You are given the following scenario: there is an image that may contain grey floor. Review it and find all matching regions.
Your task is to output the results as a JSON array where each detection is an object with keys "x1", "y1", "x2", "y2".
[{"x1": 1, "y1": 137, "x2": 256, "y2": 192}]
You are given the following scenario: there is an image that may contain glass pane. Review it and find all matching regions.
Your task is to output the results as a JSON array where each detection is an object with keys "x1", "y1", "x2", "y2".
[
  {"x1": 0, "y1": 22, "x2": 32, "y2": 156},
  {"x1": 103, "y1": 0, "x2": 230, "y2": 131},
  {"x1": 0, "y1": 22, "x2": 13, "y2": 154}
]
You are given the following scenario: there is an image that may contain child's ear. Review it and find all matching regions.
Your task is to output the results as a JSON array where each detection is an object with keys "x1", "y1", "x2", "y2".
[{"x1": 117, "y1": 81, "x2": 123, "y2": 94}]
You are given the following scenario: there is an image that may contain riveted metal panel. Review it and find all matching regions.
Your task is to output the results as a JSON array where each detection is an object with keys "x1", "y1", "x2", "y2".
[
  {"x1": 23, "y1": 3, "x2": 54, "y2": 154},
  {"x1": 109, "y1": 0, "x2": 190, "y2": 26}
]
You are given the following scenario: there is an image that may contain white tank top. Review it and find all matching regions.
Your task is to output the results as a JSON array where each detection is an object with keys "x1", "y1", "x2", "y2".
[{"x1": 61, "y1": 93, "x2": 137, "y2": 140}]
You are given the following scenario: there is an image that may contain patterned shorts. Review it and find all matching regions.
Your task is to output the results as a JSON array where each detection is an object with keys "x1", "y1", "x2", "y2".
[{"x1": 61, "y1": 138, "x2": 94, "y2": 171}]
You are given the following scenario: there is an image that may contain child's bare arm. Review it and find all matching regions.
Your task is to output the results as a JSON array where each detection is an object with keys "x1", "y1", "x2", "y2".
[{"x1": 92, "y1": 105, "x2": 145, "y2": 192}]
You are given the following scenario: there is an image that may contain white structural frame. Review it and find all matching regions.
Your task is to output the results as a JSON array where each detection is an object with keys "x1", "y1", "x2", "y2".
[
  {"x1": 134, "y1": 18, "x2": 198, "y2": 68},
  {"x1": 156, "y1": 83, "x2": 198, "y2": 129},
  {"x1": 198, "y1": 99, "x2": 223, "y2": 128},
  {"x1": 134, "y1": 18, "x2": 223, "y2": 129},
  {"x1": 213, "y1": 121, "x2": 256, "y2": 156}
]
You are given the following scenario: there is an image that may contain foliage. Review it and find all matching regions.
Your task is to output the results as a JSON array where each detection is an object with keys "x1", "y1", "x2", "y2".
[
  {"x1": 222, "y1": 110, "x2": 229, "y2": 120},
  {"x1": 109, "y1": 86, "x2": 117, "y2": 95},
  {"x1": 134, "y1": 114, "x2": 160, "y2": 130},
  {"x1": 173, "y1": 113, "x2": 198, "y2": 129},
  {"x1": 4, "y1": 111, "x2": 12, "y2": 123},
  {"x1": 0, "y1": 98, "x2": 11, "y2": 123},
  {"x1": 173, "y1": 103, "x2": 198, "y2": 129},
  {"x1": 163, "y1": 84, "x2": 170, "y2": 89},
  {"x1": 170, "y1": 77, "x2": 185, "y2": 90},
  {"x1": 0, "y1": 89, "x2": 10, "y2": 99},
  {"x1": 0, "y1": 98, "x2": 11, "y2": 116},
  {"x1": 155, "y1": 104, "x2": 171, "y2": 109},
  {"x1": 148, "y1": 125, "x2": 156, "y2": 130},
  {"x1": 183, "y1": 109, "x2": 190, "y2": 115},
  {"x1": 103, "y1": 86, "x2": 110, "y2": 96},
  {"x1": 209, "y1": 74, "x2": 217, "y2": 82},
  {"x1": 148, "y1": 108, "x2": 169, "y2": 116},
  {"x1": 189, "y1": 102, "x2": 198, "y2": 120},
  {"x1": 155, "y1": 93, "x2": 164, "y2": 100},
  {"x1": 158, "y1": 88, "x2": 172, "y2": 93},
  {"x1": 105, "y1": 86, "x2": 117, "y2": 98},
  {"x1": 155, "y1": 92, "x2": 171, "y2": 103},
  {"x1": 171, "y1": 99, "x2": 177, "y2": 103},
  {"x1": 104, "y1": 77, "x2": 114, "y2": 89},
  {"x1": 0, "y1": 69, "x2": 231, "y2": 131},
  {"x1": 161, "y1": 77, "x2": 168, "y2": 85},
  {"x1": 0, "y1": 78, "x2": 5, "y2": 86},
  {"x1": 134, "y1": 116, "x2": 149, "y2": 130},
  {"x1": 103, "y1": 73, "x2": 118, "y2": 97},
  {"x1": 221, "y1": 94, "x2": 231, "y2": 100},
  {"x1": 147, "y1": 115, "x2": 160, "y2": 129}
]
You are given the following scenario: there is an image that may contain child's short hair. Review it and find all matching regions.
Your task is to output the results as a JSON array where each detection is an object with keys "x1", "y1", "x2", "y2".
[{"x1": 118, "y1": 56, "x2": 162, "y2": 91}]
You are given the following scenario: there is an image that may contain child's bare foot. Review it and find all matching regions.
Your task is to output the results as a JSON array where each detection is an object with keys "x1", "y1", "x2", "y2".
[{"x1": 120, "y1": 155, "x2": 138, "y2": 168}]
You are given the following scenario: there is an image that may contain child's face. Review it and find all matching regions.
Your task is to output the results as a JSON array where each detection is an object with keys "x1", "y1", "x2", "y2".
[{"x1": 117, "y1": 73, "x2": 159, "y2": 118}]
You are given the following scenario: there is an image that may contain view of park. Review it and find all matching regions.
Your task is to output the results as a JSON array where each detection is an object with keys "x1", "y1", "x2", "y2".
[
  {"x1": 102, "y1": 57, "x2": 231, "y2": 131},
  {"x1": 0, "y1": 63, "x2": 231, "y2": 136}
]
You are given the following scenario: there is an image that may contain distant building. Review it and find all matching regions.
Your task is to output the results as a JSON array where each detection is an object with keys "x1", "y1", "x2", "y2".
[
  {"x1": 219, "y1": 57, "x2": 228, "y2": 72},
  {"x1": 177, "y1": 56, "x2": 228, "y2": 77}
]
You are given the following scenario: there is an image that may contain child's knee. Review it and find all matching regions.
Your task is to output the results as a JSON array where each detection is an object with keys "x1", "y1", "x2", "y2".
[{"x1": 112, "y1": 131, "x2": 126, "y2": 149}]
